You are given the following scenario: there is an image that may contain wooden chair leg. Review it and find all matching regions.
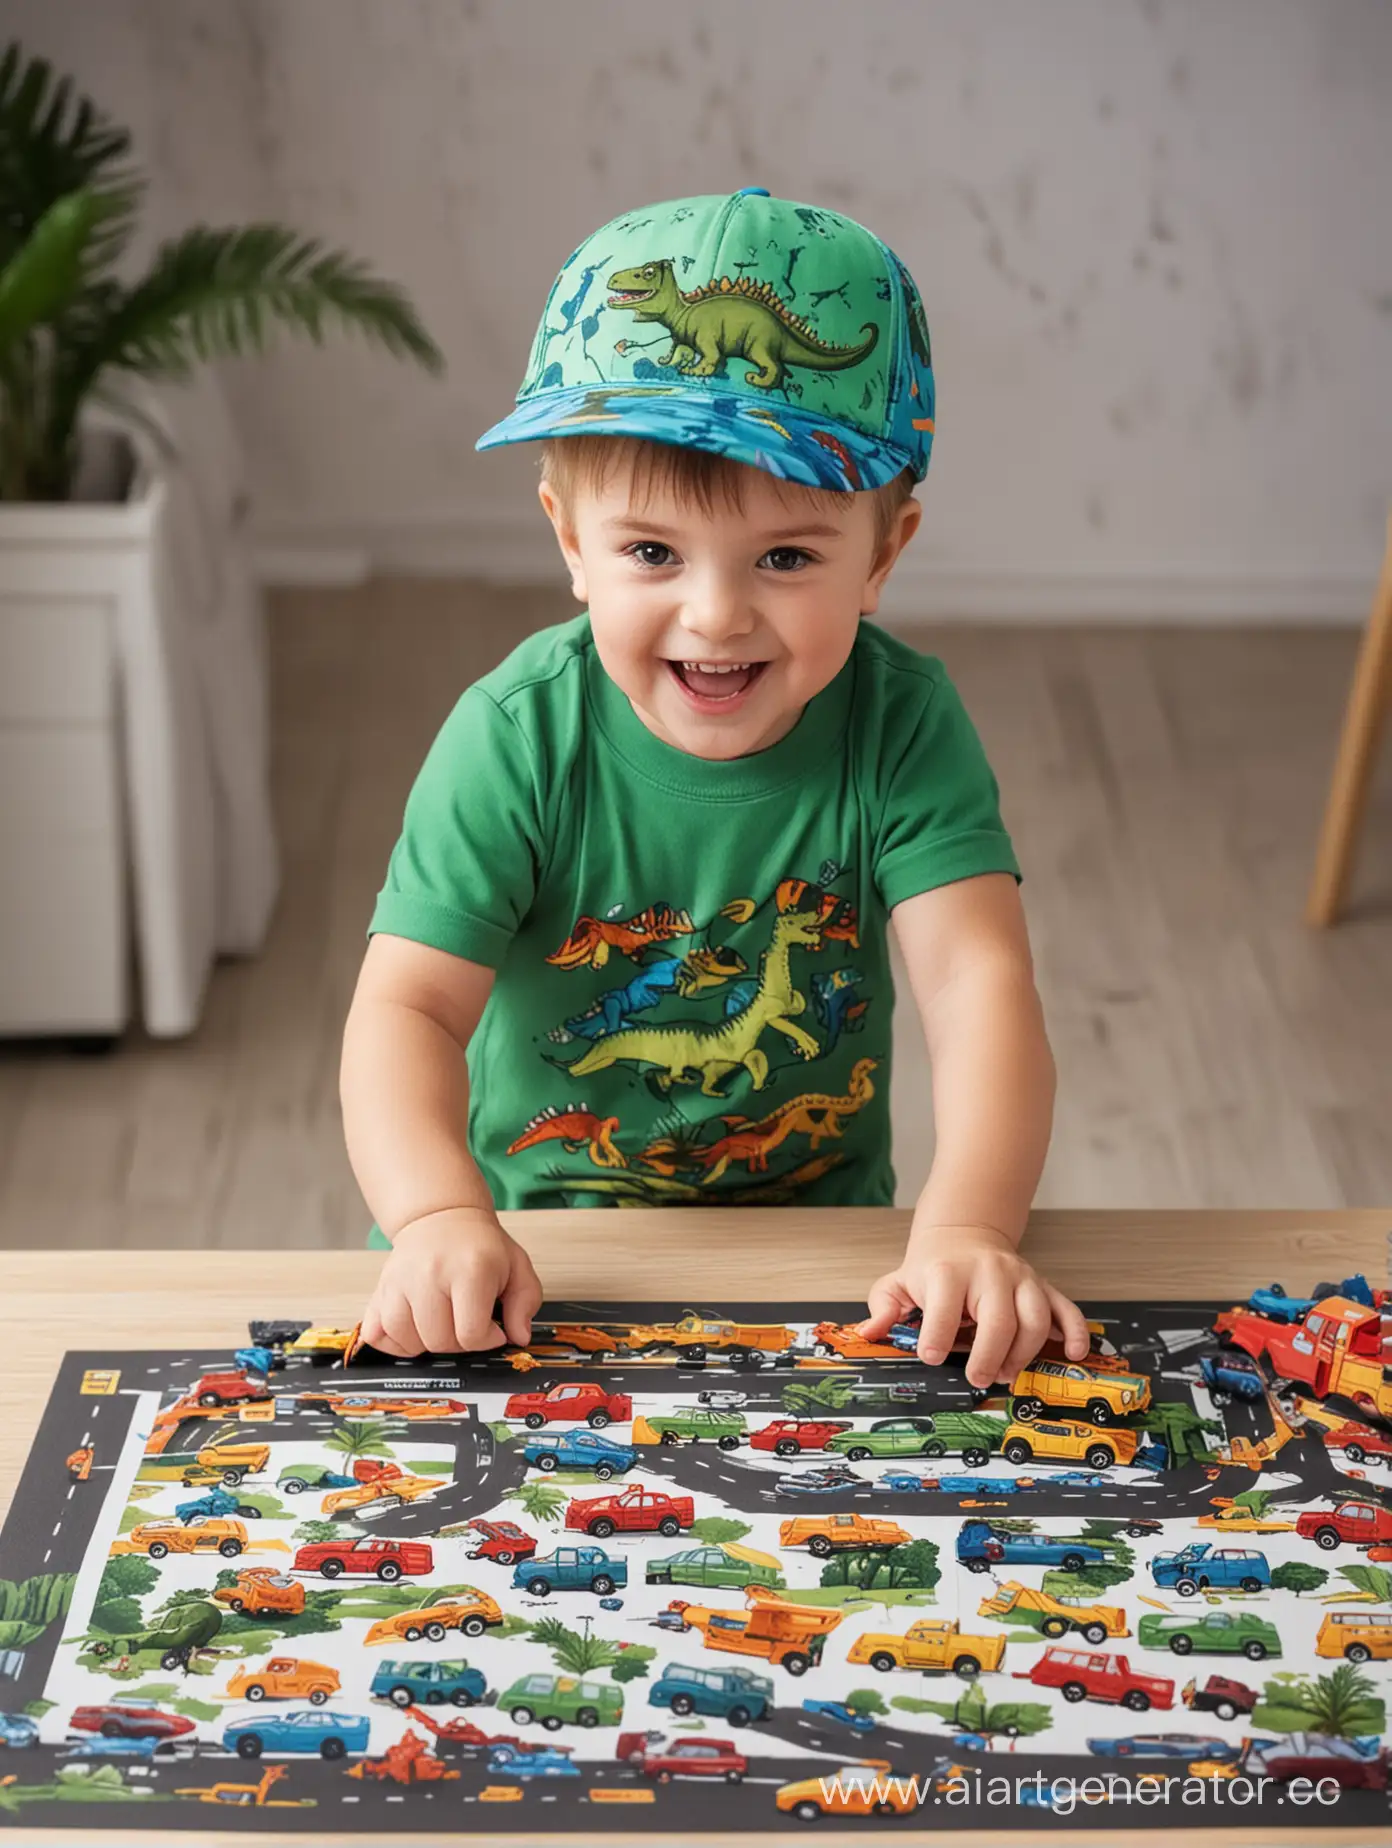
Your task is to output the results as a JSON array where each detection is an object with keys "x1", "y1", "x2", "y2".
[{"x1": 1306, "y1": 509, "x2": 1392, "y2": 927}]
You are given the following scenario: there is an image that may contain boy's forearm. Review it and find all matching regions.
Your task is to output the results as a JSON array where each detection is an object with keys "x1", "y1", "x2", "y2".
[
  {"x1": 912, "y1": 963, "x2": 1056, "y2": 1249},
  {"x1": 340, "y1": 994, "x2": 495, "y2": 1237}
]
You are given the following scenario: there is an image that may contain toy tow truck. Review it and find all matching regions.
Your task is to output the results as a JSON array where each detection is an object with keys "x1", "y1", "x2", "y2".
[
  {"x1": 667, "y1": 1586, "x2": 844, "y2": 1676},
  {"x1": 1214, "y1": 1293, "x2": 1392, "y2": 1420}
]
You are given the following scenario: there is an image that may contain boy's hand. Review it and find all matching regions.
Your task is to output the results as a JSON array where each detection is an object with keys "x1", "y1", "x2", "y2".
[
  {"x1": 361, "y1": 1207, "x2": 543, "y2": 1358},
  {"x1": 859, "y1": 1224, "x2": 1091, "y2": 1390}
]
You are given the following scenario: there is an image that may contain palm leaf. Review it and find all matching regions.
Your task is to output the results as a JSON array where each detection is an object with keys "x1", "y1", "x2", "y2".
[
  {"x1": 0, "y1": 189, "x2": 108, "y2": 356},
  {"x1": 0, "y1": 41, "x2": 139, "y2": 271},
  {"x1": 94, "y1": 225, "x2": 445, "y2": 382}
]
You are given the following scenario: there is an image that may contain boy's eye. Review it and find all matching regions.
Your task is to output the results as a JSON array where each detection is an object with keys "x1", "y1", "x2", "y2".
[
  {"x1": 625, "y1": 541, "x2": 676, "y2": 569},
  {"x1": 761, "y1": 546, "x2": 812, "y2": 572}
]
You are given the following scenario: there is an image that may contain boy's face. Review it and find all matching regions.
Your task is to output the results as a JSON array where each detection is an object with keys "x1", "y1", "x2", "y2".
[{"x1": 539, "y1": 453, "x2": 920, "y2": 760}]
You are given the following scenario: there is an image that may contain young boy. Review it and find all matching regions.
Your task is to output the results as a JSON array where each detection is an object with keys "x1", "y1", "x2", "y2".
[{"x1": 341, "y1": 188, "x2": 1089, "y2": 1388}]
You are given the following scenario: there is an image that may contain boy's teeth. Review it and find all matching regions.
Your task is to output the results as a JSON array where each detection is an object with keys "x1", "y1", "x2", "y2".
[{"x1": 684, "y1": 662, "x2": 749, "y2": 673}]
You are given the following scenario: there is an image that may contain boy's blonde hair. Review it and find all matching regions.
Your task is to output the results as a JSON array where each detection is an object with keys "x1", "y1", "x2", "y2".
[{"x1": 541, "y1": 434, "x2": 917, "y2": 556}]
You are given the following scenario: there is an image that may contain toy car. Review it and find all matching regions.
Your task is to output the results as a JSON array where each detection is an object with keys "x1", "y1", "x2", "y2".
[
  {"x1": 1316, "y1": 1610, "x2": 1392, "y2": 1662},
  {"x1": 522, "y1": 1430, "x2": 636, "y2": 1477},
  {"x1": 213, "y1": 1568, "x2": 305, "y2": 1618},
  {"x1": 1016, "y1": 1648, "x2": 1174, "y2": 1711},
  {"x1": 370, "y1": 1659, "x2": 487, "y2": 1707},
  {"x1": 645, "y1": 1543, "x2": 784, "y2": 1590},
  {"x1": 464, "y1": 1519, "x2": 537, "y2": 1565},
  {"x1": 824, "y1": 1416, "x2": 998, "y2": 1467},
  {"x1": 1010, "y1": 1358, "x2": 1151, "y2": 1425},
  {"x1": 639, "y1": 1737, "x2": 748, "y2": 1782},
  {"x1": 496, "y1": 1673, "x2": 623, "y2": 1728},
  {"x1": 322, "y1": 1466, "x2": 439, "y2": 1516},
  {"x1": 668, "y1": 1588, "x2": 843, "y2": 1675},
  {"x1": 234, "y1": 1345, "x2": 283, "y2": 1376},
  {"x1": 800, "y1": 1698, "x2": 875, "y2": 1732},
  {"x1": 956, "y1": 1520, "x2": 1106, "y2": 1573},
  {"x1": 65, "y1": 1447, "x2": 93, "y2": 1482},
  {"x1": 811, "y1": 1321, "x2": 912, "y2": 1361},
  {"x1": 190, "y1": 1370, "x2": 267, "y2": 1407},
  {"x1": 1000, "y1": 1418, "x2": 1140, "y2": 1471},
  {"x1": 1087, "y1": 1733, "x2": 1238, "y2": 1761},
  {"x1": 63, "y1": 1734, "x2": 165, "y2": 1760},
  {"x1": 276, "y1": 1464, "x2": 358, "y2": 1495},
  {"x1": 1197, "y1": 1500, "x2": 1297, "y2": 1533},
  {"x1": 503, "y1": 1382, "x2": 631, "y2": 1428},
  {"x1": 648, "y1": 1662, "x2": 773, "y2": 1726},
  {"x1": 1245, "y1": 1285, "x2": 1315, "y2": 1323},
  {"x1": 1199, "y1": 1354, "x2": 1265, "y2": 1402},
  {"x1": 1246, "y1": 1731, "x2": 1390, "y2": 1790},
  {"x1": 775, "y1": 1759, "x2": 922, "y2": 1820},
  {"x1": 226, "y1": 1658, "x2": 341, "y2": 1705},
  {"x1": 1181, "y1": 1672, "x2": 1258, "y2": 1720},
  {"x1": 175, "y1": 1486, "x2": 262, "y2": 1524},
  {"x1": 222, "y1": 1710, "x2": 371, "y2": 1760},
  {"x1": 293, "y1": 1536, "x2": 433, "y2": 1582},
  {"x1": 696, "y1": 1389, "x2": 748, "y2": 1408},
  {"x1": 750, "y1": 1418, "x2": 850, "y2": 1456},
  {"x1": 487, "y1": 1742, "x2": 579, "y2": 1778},
  {"x1": 0, "y1": 1713, "x2": 39, "y2": 1749},
  {"x1": 298, "y1": 1393, "x2": 467, "y2": 1420},
  {"x1": 515, "y1": 1546, "x2": 627, "y2": 1597},
  {"x1": 111, "y1": 1517, "x2": 248, "y2": 1559},
  {"x1": 364, "y1": 1591, "x2": 503, "y2": 1645},
  {"x1": 599, "y1": 1595, "x2": 624, "y2": 1611},
  {"x1": 1296, "y1": 1500, "x2": 1392, "y2": 1549},
  {"x1": 847, "y1": 1618, "x2": 1004, "y2": 1678},
  {"x1": 632, "y1": 1408, "x2": 746, "y2": 1448},
  {"x1": 780, "y1": 1512, "x2": 911, "y2": 1557},
  {"x1": 1137, "y1": 1610, "x2": 1281, "y2": 1660},
  {"x1": 1324, "y1": 1422, "x2": 1392, "y2": 1466},
  {"x1": 69, "y1": 1704, "x2": 195, "y2": 1741},
  {"x1": 1150, "y1": 1542, "x2": 1270, "y2": 1595},
  {"x1": 565, "y1": 1485, "x2": 693, "y2": 1538},
  {"x1": 777, "y1": 1463, "x2": 863, "y2": 1494},
  {"x1": 978, "y1": 1580, "x2": 1127, "y2": 1644}
]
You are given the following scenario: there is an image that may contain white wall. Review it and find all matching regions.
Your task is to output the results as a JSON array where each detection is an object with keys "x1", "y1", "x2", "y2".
[{"x1": 6, "y1": 0, "x2": 1390, "y2": 619}]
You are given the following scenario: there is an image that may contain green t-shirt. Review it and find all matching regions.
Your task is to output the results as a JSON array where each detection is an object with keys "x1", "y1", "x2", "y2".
[{"x1": 367, "y1": 612, "x2": 1018, "y2": 1216}]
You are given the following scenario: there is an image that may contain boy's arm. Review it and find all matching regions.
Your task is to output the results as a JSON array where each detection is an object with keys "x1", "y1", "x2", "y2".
[
  {"x1": 341, "y1": 933, "x2": 541, "y2": 1354},
  {"x1": 862, "y1": 872, "x2": 1089, "y2": 1384}
]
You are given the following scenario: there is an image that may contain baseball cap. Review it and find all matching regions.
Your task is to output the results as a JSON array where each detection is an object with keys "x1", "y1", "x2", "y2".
[{"x1": 476, "y1": 188, "x2": 935, "y2": 493}]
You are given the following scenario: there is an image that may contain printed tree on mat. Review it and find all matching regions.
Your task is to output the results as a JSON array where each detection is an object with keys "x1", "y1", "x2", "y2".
[
  {"x1": 530, "y1": 1616, "x2": 618, "y2": 1676},
  {"x1": 1333, "y1": 1562, "x2": 1392, "y2": 1604},
  {"x1": 0, "y1": 1573, "x2": 76, "y2": 1649},
  {"x1": 1256, "y1": 1664, "x2": 1384, "y2": 1736},
  {"x1": 323, "y1": 1419, "x2": 394, "y2": 1463},
  {"x1": 90, "y1": 1557, "x2": 158, "y2": 1634},
  {"x1": 506, "y1": 1482, "x2": 568, "y2": 1524},
  {"x1": 846, "y1": 1688, "x2": 888, "y2": 1718},
  {"x1": 890, "y1": 1682, "x2": 1051, "y2": 1742},
  {"x1": 1269, "y1": 1561, "x2": 1329, "y2": 1596},
  {"x1": 819, "y1": 1538, "x2": 939, "y2": 1594},
  {"x1": 687, "y1": 1518, "x2": 751, "y2": 1544}
]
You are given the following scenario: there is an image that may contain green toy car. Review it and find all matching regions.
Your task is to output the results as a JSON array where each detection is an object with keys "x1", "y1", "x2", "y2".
[
  {"x1": 823, "y1": 1413, "x2": 1005, "y2": 1467},
  {"x1": 645, "y1": 1544, "x2": 785, "y2": 1590},
  {"x1": 636, "y1": 1408, "x2": 746, "y2": 1449},
  {"x1": 496, "y1": 1672, "x2": 624, "y2": 1729},
  {"x1": 1137, "y1": 1610, "x2": 1282, "y2": 1661}
]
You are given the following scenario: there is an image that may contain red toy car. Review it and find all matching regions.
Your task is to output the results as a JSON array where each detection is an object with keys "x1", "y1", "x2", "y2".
[
  {"x1": 749, "y1": 1419, "x2": 850, "y2": 1457},
  {"x1": 190, "y1": 1370, "x2": 266, "y2": 1407},
  {"x1": 464, "y1": 1519, "x2": 537, "y2": 1565},
  {"x1": 292, "y1": 1536, "x2": 433, "y2": 1581},
  {"x1": 1295, "y1": 1500, "x2": 1392, "y2": 1550},
  {"x1": 1016, "y1": 1647, "x2": 1174, "y2": 1711},
  {"x1": 1181, "y1": 1673, "x2": 1258, "y2": 1721},
  {"x1": 1324, "y1": 1423, "x2": 1392, "y2": 1466},
  {"x1": 503, "y1": 1382, "x2": 632, "y2": 1428},
  {"x1": 68, "y1": 1704, "x2": 195, "y2": 1741},
  {"x1": 1253, "y1": 1734, "x2": 1390, "y2": 1790},
  {"x1": 641, "y1": 1737, "x2": 749, "y2": 1782},
  {"x1": 564, "y1": 1485, "x2": 694, "y2": 1539}
]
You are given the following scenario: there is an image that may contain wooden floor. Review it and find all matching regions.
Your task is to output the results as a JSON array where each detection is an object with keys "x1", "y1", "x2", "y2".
[{"x1": 1, "y1": 580, "x2": 1388, "y2": 1250}]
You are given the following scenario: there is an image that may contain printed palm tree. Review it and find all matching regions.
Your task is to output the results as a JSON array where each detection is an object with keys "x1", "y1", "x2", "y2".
[
  {"x1": 0, "y1": 40, "x2": 442, "y2": 501},
  {"x1": 323, "y1": 1420, "x2": 394, "y2": 1464},
  {"x1": 505, "y1": 1482, "x2": 568, "y2": 1525},
  {"x1": 890, "y1": 1682, "x2": 1052, "y2": 1743},
  {"x1": 529, "y1": 1617, "x2": 619, "y2": 1677},
  {"x1": 1136, "y1": 1401, "x2": 1224, "y2": 1463},
  {"x1": 1294, "y1": 1663, "x2": 1383, "y2": 1737}
]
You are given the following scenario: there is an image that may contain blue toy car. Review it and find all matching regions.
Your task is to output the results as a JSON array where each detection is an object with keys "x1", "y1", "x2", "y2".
[
  {"x1": 175, "y1": 1485, "x2": 261, "y2": 1524},
  {"x1": 63, "y1": 1734, "x2": 163, "y2": 1760},
  {"x1": 370, "y1": 1659, "x2": 486, "y2": 1708},
  {"x1": 222, "y1": 1709, "x2": 371, "y2": 1760},
  {"x1": 1246, "y1": 1285, "x2": 1315, "y2": 1323},
  {"x1": 956, "y1": 1520, "x2": 1106, "y2": 1572},
  {"x1": 1150, "y1": 1542, "x2": 1270, "y2": 1595},
  {"x1": 1040, "y1": 1471, "x2": 1112, "y2": 1490},
  {"x1": 487, "y1": 1743, "x2": 578, "y2": 1778},
  {"x1": 1200, "y1": 1354, "x2": 1265, "y2": 1402},
  {"x1": 801, "y1": 1699, "x2": 875, "y2": 1733},
  {"x1": 1088, "y1": 1733, "x2": 1239, "y2": 1761},
  {"x1": 0, "y1": 1713, "x2": 38, "y2": 1749},
  {"x1": 649, "y1": 1662, "x2": 774, "y2": 1726},
  {"x1": 234, "y1": 1344, "x2": 282, "y2": 1376},
  {"x1": 1134, "y1": 1438, "x2": 1168, "y2": 1471},
  {"x1": 515, "y1": 1546, "x2": 627, "y2": 1597},
  {"x1": 521, "y1": 1430, "x2": 636, "y2": 1478},
  {"x1": 599, "y1": 1596, "x2": 624, "y2": 1611},
  {"x1": 886, "y1": 1321, "x2": 922, "y2": 1352}
]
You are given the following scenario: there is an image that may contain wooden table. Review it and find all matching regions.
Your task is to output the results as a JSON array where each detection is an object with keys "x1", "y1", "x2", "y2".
[{"x1": 2, "y1": 1207, "x2": 1388, "y2": 1846}]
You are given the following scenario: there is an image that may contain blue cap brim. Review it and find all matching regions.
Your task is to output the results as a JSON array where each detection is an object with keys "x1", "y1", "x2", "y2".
[{"x1": 476, "y1": 382, "x2": 921, "y2": 492}]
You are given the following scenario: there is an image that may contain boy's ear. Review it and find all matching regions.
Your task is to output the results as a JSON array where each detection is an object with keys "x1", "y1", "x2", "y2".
[
  {"x1": 860, "y1": 496, "x2": 923, "y2": 617},
  {"x1": 538, "y1": 480, "x2": 588, "y2": 603}
]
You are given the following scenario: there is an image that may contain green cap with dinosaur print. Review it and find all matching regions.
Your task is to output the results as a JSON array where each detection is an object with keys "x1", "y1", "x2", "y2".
[{"x1": 475, "y1": 189, "x2": 935, "y2": 493}]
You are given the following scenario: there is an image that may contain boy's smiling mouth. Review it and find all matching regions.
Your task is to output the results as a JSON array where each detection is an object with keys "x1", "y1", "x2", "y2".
[{"x1": 665, "y1": 659, "x2": 768, "y2": 708}]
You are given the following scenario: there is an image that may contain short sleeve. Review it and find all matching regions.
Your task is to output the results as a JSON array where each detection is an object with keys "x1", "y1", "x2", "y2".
[
  {"x1": 873, "y1": 672, "x2": 1020, "y2": 910},
  {"x1": 368, "y1": 686, "x2": 545, "y2": 966}
]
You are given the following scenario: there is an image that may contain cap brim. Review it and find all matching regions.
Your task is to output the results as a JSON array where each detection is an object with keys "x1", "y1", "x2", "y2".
[{"x1": 476, "y1": 382, "x2": 917, "y2": 492}]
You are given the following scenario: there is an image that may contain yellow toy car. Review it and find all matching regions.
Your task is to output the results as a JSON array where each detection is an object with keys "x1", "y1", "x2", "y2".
[
  {"x1": 846, "y1": 1617, "x2": 1004, "y2": 1679},
  {"x1": 288, "y1": 1324, "x2": 359, "y2": 1357},
  {"x1": 364, "y1": 1591, "x2": 503, "y2": 1646},
  {"x1": 1317, "y1": 1610, "x2": 1392, "y2": 1662},
  {"x1": 1000, "y1": 1418, "x2": 1139, "y2": 1470},
  {"x1": 1010, "y1": 1358, "x2": 1151, "y2": 1425},
  {"x1": 111, "y1": 1518, "x2": 248, "y2": 1560},
  {"x1": 775, "y1": 1760, "x2": 921, "y2": 1820},
  {"x1": 226, "y1": 1656, "x2": 341, "y2": 1704},
  {"x1": 779, "y1": 1512, "x2": 911, "y2": 1557},
  {"x1": 1196, "y1": 1500, "x2": 1297, "y2": 1533},
  {"x1": 321, "y1": 1469, "x2": 439, "y2": 1516}
]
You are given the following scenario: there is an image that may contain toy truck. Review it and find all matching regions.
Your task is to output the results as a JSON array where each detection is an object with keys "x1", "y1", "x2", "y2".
[
  {"x1": 213, "y1": 1569, "x2": 306, "y2": 1618},
  {"x1": 668, "y1": 1586, "x2": 844, "y2": 1676},
  {"x1": 503, "y1": 1383, "x2": 631, "y2": 1429},
  {"x1": 846, "y1": 1618, "x2": 1005, "y2": 1679},
  {"x1": 623, "y1": 1310, "x2": 797, "y2": 1364},
  {"x1": 976, "y1": 1580, "x2": 1128, "y2": 1643},
  {"x1": 1214, "y1": 1293, "x2": 1392, "y2": 1420}
]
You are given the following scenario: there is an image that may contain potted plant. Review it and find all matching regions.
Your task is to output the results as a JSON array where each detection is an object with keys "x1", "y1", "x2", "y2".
[{"x1": 0, "y1": 40, "x2": 443, "y2": 1040}]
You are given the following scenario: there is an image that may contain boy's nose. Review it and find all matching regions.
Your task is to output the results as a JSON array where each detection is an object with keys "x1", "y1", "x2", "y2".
[{"x1": 677, "y1": 573, "x2": 757, "y2": 642}]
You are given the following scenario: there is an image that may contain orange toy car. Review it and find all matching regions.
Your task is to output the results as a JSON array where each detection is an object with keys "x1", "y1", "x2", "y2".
[
  {"x1": 66, "y1": 1447, "x2": 94, "y2": 1482},
  {"x1": 111, "y1": 1518, "x2": 248, "y2": 1560},
  {"x1": 779, "y1": 1512, "x2": 912, "y2": 1557},
  {"x1": 213, "y1": 1569, "x2": 306, "y2": 1618},
  {"x1": 321, "y1": 1466, "x2": 439, "y2": 1516},
  {"x1": 365, "y1": 1591, "x2": 504, "y2": 1646},
  {"x1": 299, "y1": 1393, "x2": 468, "y2": 1421},
  {"x1": 226, "y1": 1657, "x2": 341, "y2": 1705}
]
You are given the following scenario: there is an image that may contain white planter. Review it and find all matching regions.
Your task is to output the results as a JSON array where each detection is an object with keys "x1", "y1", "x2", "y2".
[{"x1": 0, "y1": 410, "x2": 279, "y2": 1039}]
